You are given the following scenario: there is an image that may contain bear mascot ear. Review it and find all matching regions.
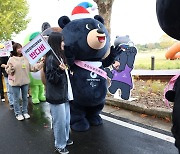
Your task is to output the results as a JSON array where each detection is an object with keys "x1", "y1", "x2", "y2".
[
  {"x1": 156, "y1": 0, "x2": 180, "y2": 40},
  {"x1": 94, "y1": 15, "x2": 104, "y2": 25},
  {"x1": 165, "y1": 90, "x2": 176, "y2": 102},
  {"x1": 58, "y1": 16, "x2": 71, "y2": 29}
]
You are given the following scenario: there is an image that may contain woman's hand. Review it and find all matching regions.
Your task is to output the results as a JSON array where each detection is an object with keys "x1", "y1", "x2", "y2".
[
  {"x1": 112, "y1": 61, "x2": 120, "y2": 70},
  {"x1": 1, "y1": 64, "x2": 6, "y2": 68},
  {"x1": 59, "y1": 63, "x2": 66, "y2": 70},
  {"x1": 6, "y1": 63, "x2": 15, "y2": 75},
  {"x1": 37, "y1": 57, "x2": 45, "y2": 64}
]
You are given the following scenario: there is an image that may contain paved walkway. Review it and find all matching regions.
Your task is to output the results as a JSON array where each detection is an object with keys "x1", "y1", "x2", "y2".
[
  {"x1": 0, "y1": 101, "x2": 177, "y2": 154},
  {"x1": 103, "y1": 105, "x2": 172, "y2": 133}
]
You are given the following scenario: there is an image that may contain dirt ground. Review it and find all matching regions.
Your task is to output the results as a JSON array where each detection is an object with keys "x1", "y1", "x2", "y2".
[
  {"x1": 130, "y1": 79, "x2": 173, "y2": 110},
  {"x1": 107, "y1": 79, "x2": 173, "y2": 110}
]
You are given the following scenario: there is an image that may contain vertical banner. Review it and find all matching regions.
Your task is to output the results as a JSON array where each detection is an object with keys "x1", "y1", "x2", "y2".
[
  {"x1": 4, "y1": 41, "x2": 13, "y2": 52},
  {"x1": 22, "y1": 34, "x2": 51, "y2": 65}
]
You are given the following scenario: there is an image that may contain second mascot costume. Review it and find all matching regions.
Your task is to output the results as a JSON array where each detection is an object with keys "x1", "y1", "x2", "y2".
[{"x1": 58, "y1": 2, "x2": 121, "y2": 131}]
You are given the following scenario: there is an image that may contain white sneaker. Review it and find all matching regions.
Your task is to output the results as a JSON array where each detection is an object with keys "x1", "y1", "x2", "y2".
[
  {"x1": 1, "y1": 98, "x2": 5, "y2": 102},
  {"x1": 23, "y1": 113, "x2": 30, "y2": 119},
  {"x1": 113, "y1": 90, "x2": 122, "y2": 100},
  {"x1": 16, "y1": 115, "x2": 24, "y2": 121}
]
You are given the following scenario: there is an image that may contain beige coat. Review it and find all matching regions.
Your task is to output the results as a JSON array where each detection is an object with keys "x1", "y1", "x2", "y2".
[{"x1": 6, "y1": 56, "x2": 44, "y2": 86}]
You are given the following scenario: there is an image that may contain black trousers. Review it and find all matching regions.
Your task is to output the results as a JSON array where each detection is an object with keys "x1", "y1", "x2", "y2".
[{"x1": 0, "y1": 68, "x2": 4, "y2": 99}]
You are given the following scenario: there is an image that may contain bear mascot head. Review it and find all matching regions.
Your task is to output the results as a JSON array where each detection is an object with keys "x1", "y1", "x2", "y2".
[
  {"x1": 156, "y1": 0, "x2": 180, "y2": 40},
  {"x1": 58, "y1": 2, "x2": 120, "y2": 131},
  {"x1": 157, "y1": 0, "x2": 180, "y2": 152}
]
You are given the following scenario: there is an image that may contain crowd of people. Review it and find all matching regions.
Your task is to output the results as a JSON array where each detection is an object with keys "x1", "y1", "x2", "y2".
[{"x1": 0, "y1": 32, "x2": 73, "y2": 154}]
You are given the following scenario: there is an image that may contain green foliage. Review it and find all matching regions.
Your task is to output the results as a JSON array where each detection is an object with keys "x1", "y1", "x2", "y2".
[
  {"x1": 136, "y1": 43, "x2": 161, "y2": 51},
  {"x1": 149, "y1": 80, "x2": 165, "y2": 93},
  {"x1": 134, "y1": 79, "x2": 166, "y2": 95},
  {"x1": 159, "y1": 34, "x2": 177, "y2": 49},
  {"x1": 0, "y1": 0, "x2": 30, "y2": 41},
  {"x1": 136, "y1": 34, "x2": 177, "y2": 51},
  {"x1": 134, "y1": 49, "x2": 180, "y2": 70}
]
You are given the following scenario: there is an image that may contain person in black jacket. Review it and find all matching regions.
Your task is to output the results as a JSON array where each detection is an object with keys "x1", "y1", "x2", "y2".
[
  {"x1": 44, "y1": 32, "x2": 73, "y2": 154},
  {"x1": 0, "y1": 56, "x2": 14, "y2": 109}
]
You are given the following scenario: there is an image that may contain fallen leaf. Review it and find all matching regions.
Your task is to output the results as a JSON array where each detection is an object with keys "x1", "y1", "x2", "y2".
[
  {"x1": 140, "y1": 114, "x2": 148, "y2": 118},
  {"x1": 164, "y1": 117, "x2": 171, "y2": 122}
]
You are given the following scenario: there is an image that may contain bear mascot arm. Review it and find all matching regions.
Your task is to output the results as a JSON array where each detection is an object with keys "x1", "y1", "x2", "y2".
[{"x1": 102, "y1": 45, "x2": 121, "y2": 68}]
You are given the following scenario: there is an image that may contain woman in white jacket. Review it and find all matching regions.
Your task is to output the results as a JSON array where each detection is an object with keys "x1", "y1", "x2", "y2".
[{"x1": 6, "y1": 43, "x2": 44, "y2": 121}]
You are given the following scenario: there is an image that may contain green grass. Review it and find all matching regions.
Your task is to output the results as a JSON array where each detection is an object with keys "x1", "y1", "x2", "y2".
[{"x1": 134, "y1": 49, "x2": 180, "y2": 70}]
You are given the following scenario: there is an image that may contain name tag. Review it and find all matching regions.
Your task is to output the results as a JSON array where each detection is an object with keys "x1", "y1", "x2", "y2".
[{"x1": 22, "y1": 64, "x2": 26, "y2": 69}]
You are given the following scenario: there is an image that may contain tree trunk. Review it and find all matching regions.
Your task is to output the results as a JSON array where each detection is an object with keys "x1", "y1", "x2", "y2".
[{"x1": 94, "y1": 0, "x2": 114, "y2": 35}]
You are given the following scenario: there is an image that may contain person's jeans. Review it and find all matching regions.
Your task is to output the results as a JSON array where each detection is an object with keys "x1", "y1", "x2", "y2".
[
  {"x1": 50, "y1": 102, "x2": 70, "y2": 149},
  {"x1": 4, "y1": 77, "x2": 14, "y2": 105},
  {"x1": 12, "y1": 84, "x2": 29, "y2": 116}
]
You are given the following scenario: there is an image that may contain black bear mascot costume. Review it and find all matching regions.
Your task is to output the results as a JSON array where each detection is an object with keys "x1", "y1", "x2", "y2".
[
  {"x1": 58, "y1": 2, "x2": 120, "y2": 131},
  {"x1": 157, "y1": 0, "x2": 180, "y2": 153}
]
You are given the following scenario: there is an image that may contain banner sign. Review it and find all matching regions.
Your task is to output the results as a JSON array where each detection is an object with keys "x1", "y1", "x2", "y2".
[
  {"x1": 0, "y1": 51, "x2": 10, "y2": 57},
  {"x1": 0, "y1": 41, "x2": 13, "y2": 57},
  {"x1": 22, "y1": 34, "x2": 51, "y2": 64}
]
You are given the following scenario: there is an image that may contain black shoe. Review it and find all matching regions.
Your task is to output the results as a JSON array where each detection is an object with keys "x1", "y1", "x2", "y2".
[
  {"x1": 9, "y1": 105, "x2": 14, "y2": 110},
  {"x1": 67, "y1": 139, "x2": 73, "y2": 146},
  {"x1": 55, "y1": 147, "x2": 69, "y2": 154},
  {"x1": 1, "y1": 94, "x2": 5, "y2": 99},
  {"x1": 0, "y1": 94, "x2": 5, "y2": 102}
]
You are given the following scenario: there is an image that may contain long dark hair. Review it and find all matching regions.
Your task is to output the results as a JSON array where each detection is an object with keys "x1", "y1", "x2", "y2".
[
  {"x1": 44, "y1": 32, "x2": 66, "y2": 72},
  {"x1": 11, "y1": 43, "x2": 22, "y2": 56}
]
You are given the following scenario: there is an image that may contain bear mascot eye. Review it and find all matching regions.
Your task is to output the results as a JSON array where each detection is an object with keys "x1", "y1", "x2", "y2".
[
  {"x1": 86, "y1": 24, "x2": 93, "y2": 30},
  {"x1": 97, "y1": 24, "x2": 101, "y2": 29}
]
